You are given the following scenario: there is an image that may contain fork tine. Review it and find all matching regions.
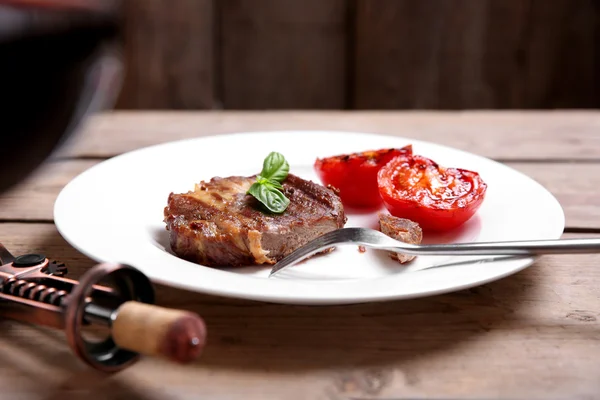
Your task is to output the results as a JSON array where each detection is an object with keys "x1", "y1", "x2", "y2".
[{"x1": 268, "y1": 229, "x2": 346, "y2": 277}]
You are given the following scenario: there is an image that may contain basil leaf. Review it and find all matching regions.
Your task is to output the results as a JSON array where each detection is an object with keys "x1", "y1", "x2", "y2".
[
  {"x1": 248, "y1": 182, "x2": 290, "y2": 213},
  {"x1": 260, "y1": 152, "x2": 289, "y2": 183},
  {"x1": 247, "y1": 152, "x2": 291, "y2": 214},
  {"x1": 266, "y1": 179, "x2": 283, "y2": 190},
  {"x1": 256, "y1": 176, "x2": 282, "y2": 189}
]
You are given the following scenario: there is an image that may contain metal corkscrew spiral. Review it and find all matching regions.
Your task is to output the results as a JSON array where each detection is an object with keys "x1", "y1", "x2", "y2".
[{"x1": 2, "y1": 278, "x2": 69, "y2": 306}]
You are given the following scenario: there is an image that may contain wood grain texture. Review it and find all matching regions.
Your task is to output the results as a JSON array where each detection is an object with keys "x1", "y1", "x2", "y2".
[
  {"x1": 2, "y1": 158, "x2": 600, "y2": 229},
  {"x1": 0, "y1": 223, "x2": 599, "y2": 399},
  {"x1": 0, "y1": 160, "x2": 98, "y2": 221},
  {"x1": 219, "y1": 0, "x2": 348, "y2": 109},
  {"x1": 115, "y1": 0, "x2": 216, "y2": 109},
  {"x1": 354, "y1": 0, "x2": 600, "y2": 109},
  {"x1": 62, "y1": 111, "x2": 600, "y2": 159}
]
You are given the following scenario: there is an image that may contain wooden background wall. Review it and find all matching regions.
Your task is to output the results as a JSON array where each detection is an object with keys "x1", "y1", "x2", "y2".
[{"x1": 114, "y1": 0, "x2": 600, "y2": 110}]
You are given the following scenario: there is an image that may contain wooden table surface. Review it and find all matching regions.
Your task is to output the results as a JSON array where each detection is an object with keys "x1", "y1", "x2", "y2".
[{"x1": 1, "y1": 111, "x2": 599, "y2": 400}]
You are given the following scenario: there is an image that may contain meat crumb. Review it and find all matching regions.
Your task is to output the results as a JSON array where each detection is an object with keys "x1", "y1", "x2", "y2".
[
  {"x1": 358, "y1": 245, "x2": 366, "y2": 253},
  {"x1": 378, "y1": 213, "x2": 422, "y2": 264}
]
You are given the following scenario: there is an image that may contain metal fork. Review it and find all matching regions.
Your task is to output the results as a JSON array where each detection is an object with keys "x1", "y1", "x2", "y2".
[{"x1": 268, "y1": 227, "x2": 600, "y2": 277}]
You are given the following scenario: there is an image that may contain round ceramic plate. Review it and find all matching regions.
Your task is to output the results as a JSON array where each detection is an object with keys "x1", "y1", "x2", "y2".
[{"x1": 54, "y1": 131, "x2": 564, "y2": 305}]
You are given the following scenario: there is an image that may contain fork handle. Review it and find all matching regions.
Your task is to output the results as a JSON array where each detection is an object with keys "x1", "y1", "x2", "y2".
[{"x1": 404, "y1": 238, "x2": 600, "y2": 256}]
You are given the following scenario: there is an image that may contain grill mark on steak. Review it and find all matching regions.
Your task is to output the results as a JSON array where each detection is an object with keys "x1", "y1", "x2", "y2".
[{"x1": 164, "y1": 174, "x2": 346, "y2": 267}]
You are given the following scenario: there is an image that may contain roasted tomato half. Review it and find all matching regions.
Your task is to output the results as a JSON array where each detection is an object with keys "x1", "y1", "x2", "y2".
[
  {"x1": 314, "y1": 146, "x2": 412, "y2": 208},
  {"x1": 377, "y1": 154, "x2": 487, "y2": 232}
]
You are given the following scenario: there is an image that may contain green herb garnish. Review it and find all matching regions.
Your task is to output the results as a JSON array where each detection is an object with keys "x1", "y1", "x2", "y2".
[{"x1": 247, "y1": 152, "x2": 290, "y2": 213}]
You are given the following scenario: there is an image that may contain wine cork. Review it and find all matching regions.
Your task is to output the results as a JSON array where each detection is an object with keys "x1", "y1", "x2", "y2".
[{"x1": 111, "y1": 301, "x2": 206, "y2": 363}]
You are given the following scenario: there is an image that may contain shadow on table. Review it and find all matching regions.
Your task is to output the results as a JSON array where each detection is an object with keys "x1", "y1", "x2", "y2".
[
  {"x1": 0, "y1": 321, "x2": 156, "y2": 400},
  {"x1": 166, "y1": 263, "x2": 598, "y2": 377},
  {"x1": 171, "y1": 271, "x2": 536, "y2": 373}
]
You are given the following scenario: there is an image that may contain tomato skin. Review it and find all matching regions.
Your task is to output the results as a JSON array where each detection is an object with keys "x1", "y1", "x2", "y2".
[
  {"x1": 314, "y1": 146, "x2": 412, "y2": 208},
  {"x1": 377, "y1": 154, "x2": 487, "y2": 232}
]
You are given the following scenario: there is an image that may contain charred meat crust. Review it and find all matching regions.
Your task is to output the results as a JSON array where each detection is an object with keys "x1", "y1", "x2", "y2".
[
  {"x1": 164, "y1": 174, "x2": 346, "y2": 267},
  {"x1": 378, "y1": 213, "x2": 422, "y2": 263}
]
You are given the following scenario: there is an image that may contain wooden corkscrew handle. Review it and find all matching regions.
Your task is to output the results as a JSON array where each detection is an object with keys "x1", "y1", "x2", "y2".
[{"x1": 111, "y1": 301, "x2": 206, "y2": 364}]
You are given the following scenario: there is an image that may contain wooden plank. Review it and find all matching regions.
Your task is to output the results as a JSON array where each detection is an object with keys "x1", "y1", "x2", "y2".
[
  {"x1": 1, "y1": 158, "x2": 600, "y2": 229},
  {"x1": 219, "y1": 0, "x2": 348, "y2": 109},
  {"x1": 0, "y1": 160, "x2": 98, "y2": 222},
  {"x1": 0, "y1": 222, "x2": 599, "y2": 399},
  {"x1": 63, "y1": 111, "x2": 600, "y2": 159},
  {"x1": 354, "y1": 0, "x2": 600, "y2": 109},
  {"x1": 114, "y1": 0, "x2": 216, "y2": 109},
  {"x1": 510, "y1": 162, "x2": 600, "y2": 229}
]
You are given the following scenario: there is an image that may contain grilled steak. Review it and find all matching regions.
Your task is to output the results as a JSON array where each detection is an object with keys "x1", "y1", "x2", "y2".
[
  {"x1": 378, "y1": 213, "x2": 422, "y2": 263},
  {"x1": 164, "y1": 174, "x2": 346, "y2": 267}
]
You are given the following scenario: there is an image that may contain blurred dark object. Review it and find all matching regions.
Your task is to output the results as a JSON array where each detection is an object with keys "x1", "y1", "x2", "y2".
[{"x1": 0, "y1": 0, "x2": 122, "y2": 194}]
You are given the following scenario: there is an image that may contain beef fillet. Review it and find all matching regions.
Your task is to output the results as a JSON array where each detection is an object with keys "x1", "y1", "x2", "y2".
[
  {"x1": 164, "y1": 174, "x2": 346, "y2": 267},
  {"x1": 378, "y1": 213, "x2": 422, "y2": 263}
]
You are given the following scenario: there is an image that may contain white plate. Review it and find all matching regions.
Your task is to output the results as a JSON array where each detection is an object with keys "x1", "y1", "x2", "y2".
[{"x1": 54, "y1": 131, "x2": 564, "y2": 305}]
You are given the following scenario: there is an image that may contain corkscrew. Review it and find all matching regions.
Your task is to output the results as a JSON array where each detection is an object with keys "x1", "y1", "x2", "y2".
[{"x1": 0, "y1": 243, "x2": 207, "y2": 373}]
